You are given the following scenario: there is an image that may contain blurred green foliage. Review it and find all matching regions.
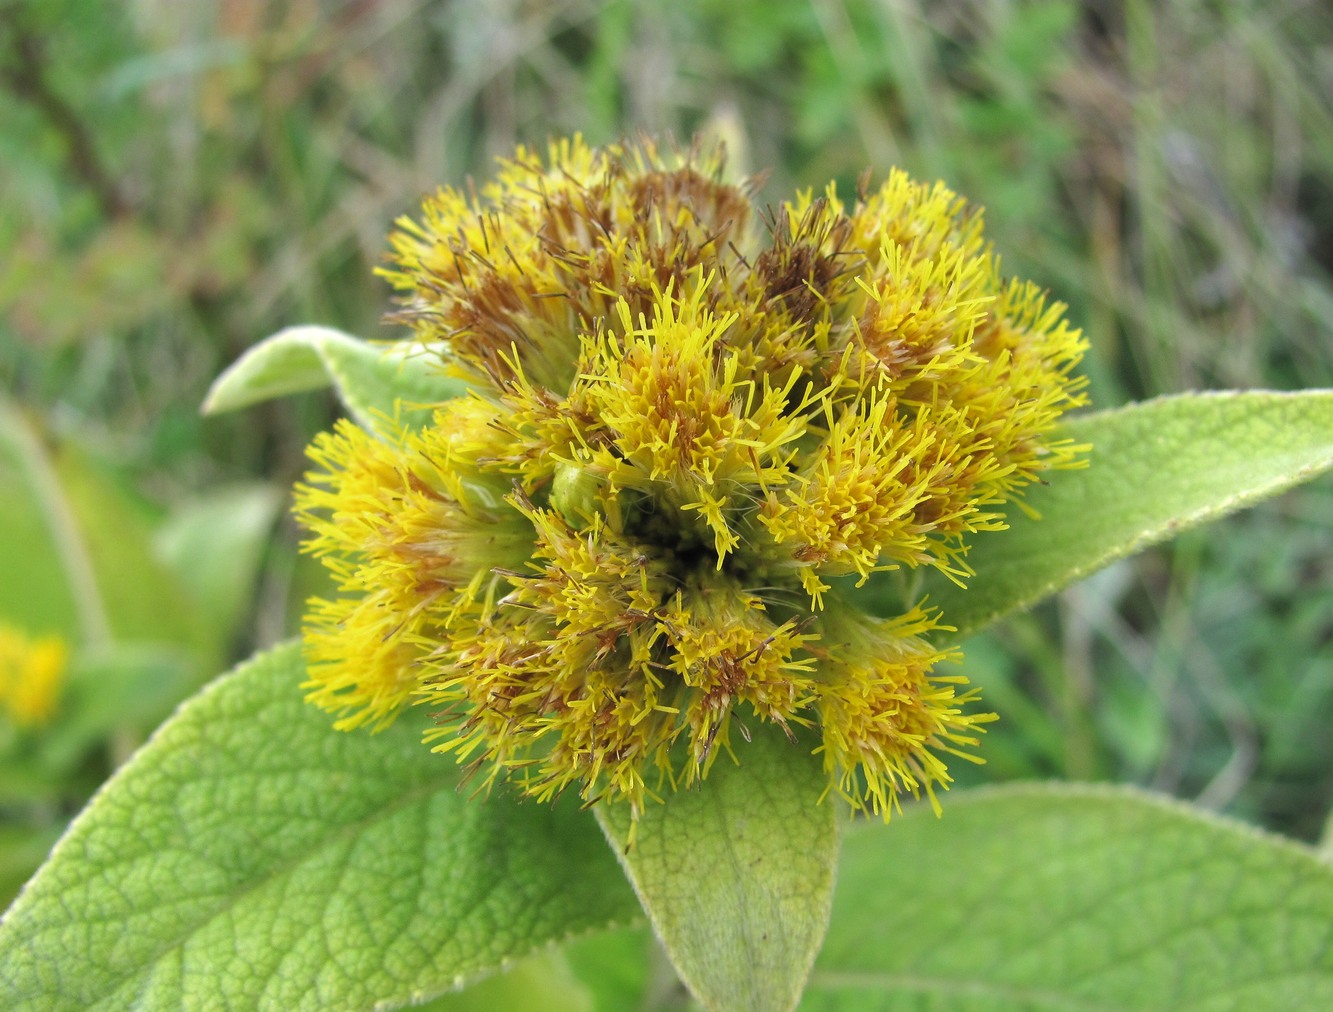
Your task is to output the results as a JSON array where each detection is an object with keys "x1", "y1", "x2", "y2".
[{"x1": 1, "y1": 0, "x2": 1331, "y2": 902}]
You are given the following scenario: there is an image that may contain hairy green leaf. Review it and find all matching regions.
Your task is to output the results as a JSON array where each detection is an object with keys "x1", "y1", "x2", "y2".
[
  {"x1": 202, "y1": 325, "x2": 465, "y2": 430},
  {"x1": 806, "y1": 784, "x2": 1333, "y2": 1009},
  {"x1": 597, "y1": 728, "x2": 839, "y2": 1012},
  {"x1": 0, "y1": 643, "x2": 638, "y2": 1011},
  {"x1": 905, "y1": 390, "x2": 1333, "y2": 638}
]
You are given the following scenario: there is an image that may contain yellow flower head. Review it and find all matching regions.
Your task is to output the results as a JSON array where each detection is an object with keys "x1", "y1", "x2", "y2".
[
  {"x1": 296, "y1": 137, "x2": 1088, "y2": 817},
  {"x1": 0, "y1": 622, "x2": 68, "y2": 728}
]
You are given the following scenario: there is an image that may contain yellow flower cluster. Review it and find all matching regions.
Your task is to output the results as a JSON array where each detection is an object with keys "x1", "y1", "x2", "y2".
[
  {"x1": 0, "y1": 623, "x2": 67, "y2": 728},
  {"x1": 296, "y1": 137, "x2": 1087, "y2": 817}
]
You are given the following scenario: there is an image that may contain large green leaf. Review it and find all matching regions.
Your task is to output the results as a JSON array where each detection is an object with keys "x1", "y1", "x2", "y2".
[
  {"x1": 597, "y1": 728, "x2": 840, "y2": 1012},
  {"x1": 896, "y1": 390, "x2": 1333, "y2": 638},
  {"x1": 202, "y1": 324, "x2": 466, "y2": 431},
  {"x1": 805, "y1": 784, "x2": 1333, "y2": 1009},
  {"x1": 0, "y1": 643, "x2": 638, "y2": 1011},
  {"x1": 0, "y1": 647, "x2": 199, "y2": 808}
]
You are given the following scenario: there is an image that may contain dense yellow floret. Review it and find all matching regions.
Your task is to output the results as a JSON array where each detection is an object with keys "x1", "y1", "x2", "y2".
[{"x1": 295, "y1": 137, "x2": 1088, "y2": 818}]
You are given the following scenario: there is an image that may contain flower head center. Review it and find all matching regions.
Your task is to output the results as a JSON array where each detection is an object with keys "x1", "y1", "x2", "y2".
[{"x1": 296, "y1": 136, "x2": 1088, "y2": 818}]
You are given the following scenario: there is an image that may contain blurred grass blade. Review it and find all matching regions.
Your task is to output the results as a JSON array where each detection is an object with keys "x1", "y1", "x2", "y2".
[
  {"x1": 0, "y1": 643, "x2": 638, "y2": 1011},
  {"x1": 902, "y1": 390, "x2": 1333, "y2": 638},
  {"x1": 596, "y1": 727, "x2": 839, "y2": 1012},
  {"x1": 51, "y1": 444, "x2": 209, "y2": 661},
  {"x1": 0, "y1": 401, "x2": 209, "y2": 661},
  {"x1": 154, "y1": 483, "x2": 282, "y2": 640},
  {"x1": 0, "y1": 400, "x2": 108, "y2": 645},
  {"x1": 807, "y1": 784, "x2": 1333, "y2": 1009},
  {"x1": 202, "y1": 325, "x2": 466, "y2": 431}
]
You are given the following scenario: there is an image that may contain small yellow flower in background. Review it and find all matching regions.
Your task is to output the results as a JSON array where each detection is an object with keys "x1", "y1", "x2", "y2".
[
  {"x1": 295, "y1": 137, "x2": 1088, "y2": 818},
  {"x1": 0, "y1": 623, "x2": 68, "y2": 728}
]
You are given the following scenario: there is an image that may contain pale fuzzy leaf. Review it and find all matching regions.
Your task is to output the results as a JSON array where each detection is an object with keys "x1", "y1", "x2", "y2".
[
  {"x1": 890, "y1": 390, "x2": 1333, "y2": 638},
  {"x1": 806, "y1": 784, "x2": 1333, "y2": 1010},
  {"x1": 597, "y1": 728, "x2": 840, "y2": 1012},
  {"x1": 0, "y1": 643, "x2": 638, "y2": 1011},
  {"x1": 202, "y1": 324, "x2": 465, "y2": 430}
]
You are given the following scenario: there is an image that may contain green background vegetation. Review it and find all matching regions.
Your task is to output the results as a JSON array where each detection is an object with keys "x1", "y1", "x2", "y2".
[{"x1": 2, "y1": 0, "x2": 1331, "y2": 902}]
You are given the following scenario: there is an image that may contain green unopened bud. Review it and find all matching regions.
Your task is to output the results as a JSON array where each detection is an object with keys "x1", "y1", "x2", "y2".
[{"x1": 551, "y1": 461, "x2": 601, "y2": 524}]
